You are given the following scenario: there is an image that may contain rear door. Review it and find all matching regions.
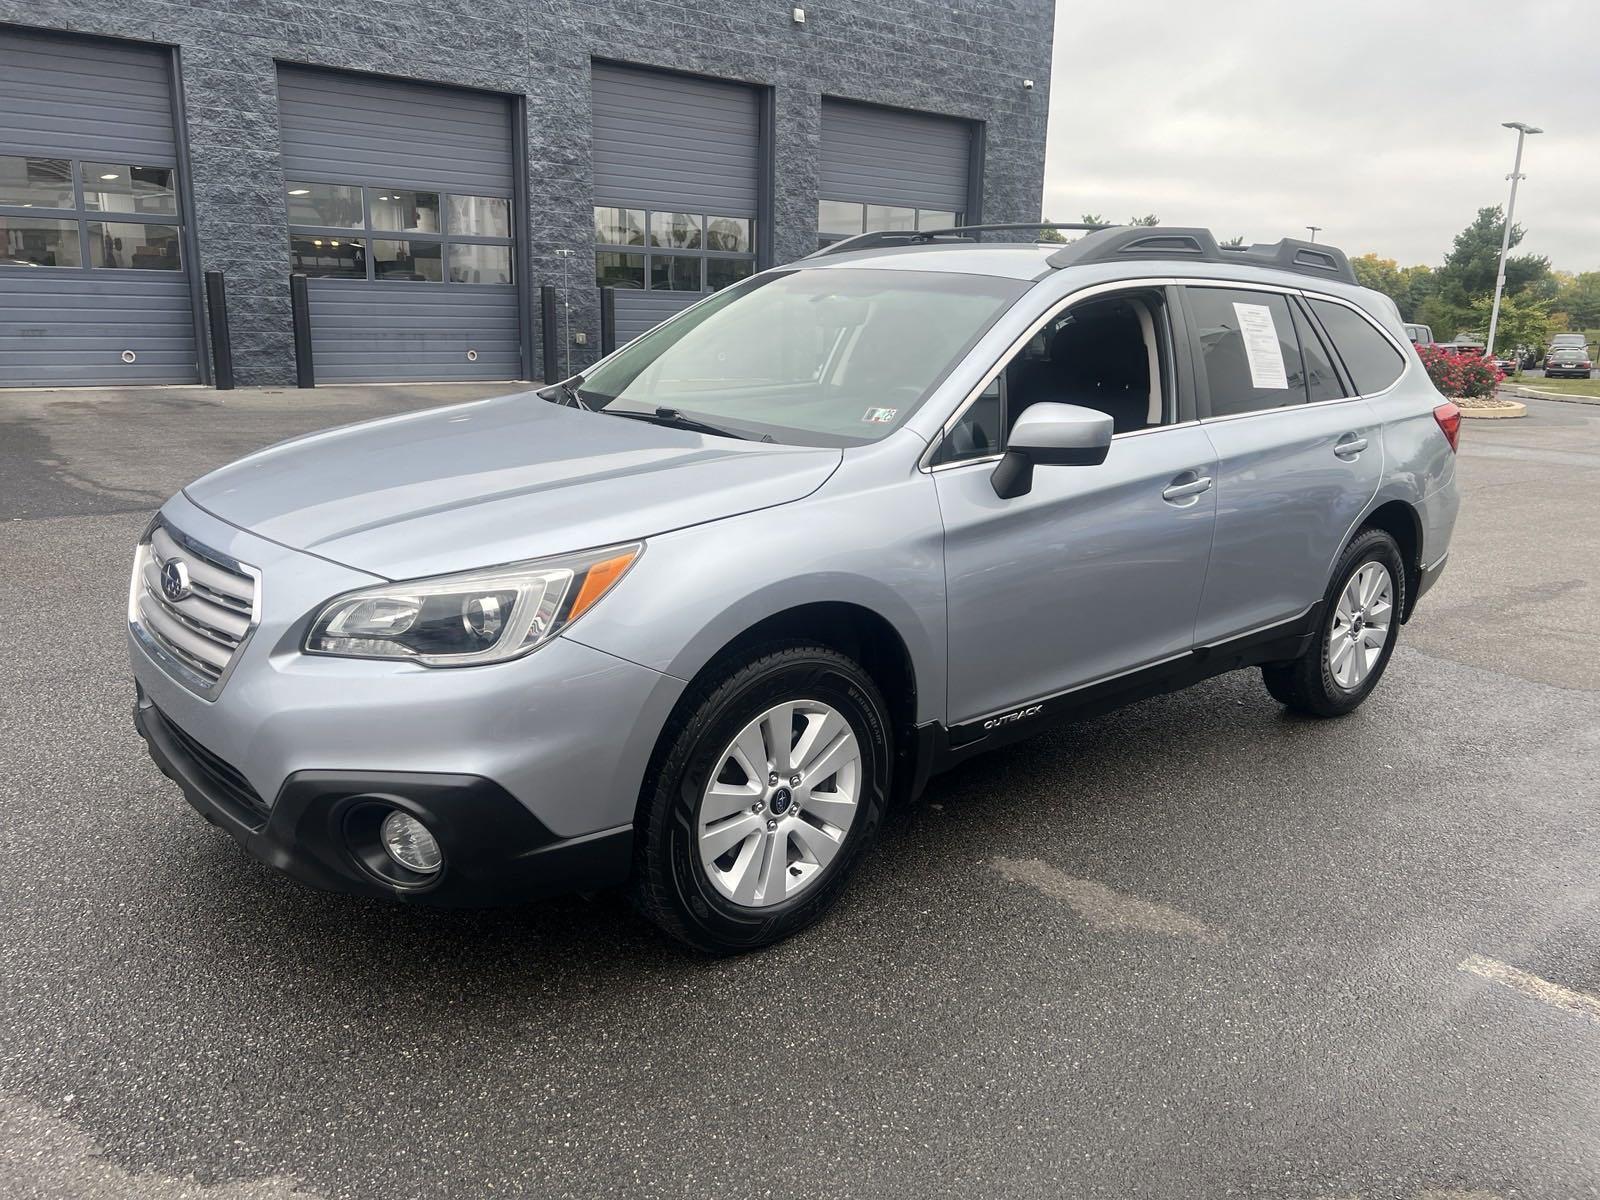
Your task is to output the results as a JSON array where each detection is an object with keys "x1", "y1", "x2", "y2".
[{"x1": 1183, "y1": 284, "x2": 1383, "y2": 644}]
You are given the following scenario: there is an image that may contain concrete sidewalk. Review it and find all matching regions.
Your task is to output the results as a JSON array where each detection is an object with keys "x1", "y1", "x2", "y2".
[{"x1": 0, "y1": 381, "x2": 530, "y2": 521}]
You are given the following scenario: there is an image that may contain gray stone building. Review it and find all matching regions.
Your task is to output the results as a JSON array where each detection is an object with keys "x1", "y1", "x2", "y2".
[{"x1": 0, "y1": 3, "x2": 1055, "y2": 388}]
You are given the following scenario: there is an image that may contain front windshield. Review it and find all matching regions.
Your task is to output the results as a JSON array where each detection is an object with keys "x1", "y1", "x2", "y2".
[{"x1": 577, "y1": 268, "x2": 1026, "y2": 446}]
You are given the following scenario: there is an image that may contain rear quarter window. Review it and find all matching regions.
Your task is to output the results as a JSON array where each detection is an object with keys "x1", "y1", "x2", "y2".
[{"x1": 1308, "y1": 299, "x2": 1406, "y2": 395}]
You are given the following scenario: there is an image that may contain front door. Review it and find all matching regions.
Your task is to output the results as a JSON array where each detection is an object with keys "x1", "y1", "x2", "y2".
[{"x1": 936, "y1": 425, "x2": 1219, "y2": 725}]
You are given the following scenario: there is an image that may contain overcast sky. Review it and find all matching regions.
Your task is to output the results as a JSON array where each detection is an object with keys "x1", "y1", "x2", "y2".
[{"x1": 1043, "y1": 0, "x2": 1600, "y2": 273}]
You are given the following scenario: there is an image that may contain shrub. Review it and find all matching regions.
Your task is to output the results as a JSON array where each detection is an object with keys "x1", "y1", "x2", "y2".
[{"x1": 1417, "y1": 344, "x2": 1503, "y2": 399}]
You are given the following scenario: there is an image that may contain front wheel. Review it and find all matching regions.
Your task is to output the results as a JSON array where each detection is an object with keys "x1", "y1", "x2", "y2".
[
  {"x1": 631, "y1": 644, "x2": 892, "y2": 954},
  {"x1": 1262, "y1": 527, "x2": 1406, "y2": 717}
]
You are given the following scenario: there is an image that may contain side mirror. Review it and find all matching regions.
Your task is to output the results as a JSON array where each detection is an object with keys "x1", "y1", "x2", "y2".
[{"x1": 991, "y1": 402, "x2": 1114, "y2": 498}]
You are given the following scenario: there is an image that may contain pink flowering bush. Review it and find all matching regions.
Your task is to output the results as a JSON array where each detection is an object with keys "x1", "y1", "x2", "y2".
[{"x1": 1417, "y1": 344, "x2": 1503, "y2": 400}]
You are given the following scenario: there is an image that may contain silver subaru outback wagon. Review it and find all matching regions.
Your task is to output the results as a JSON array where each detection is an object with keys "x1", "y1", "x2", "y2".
[{"x1": 130, "y1": 224, "x2": 1461, "y2": 953}]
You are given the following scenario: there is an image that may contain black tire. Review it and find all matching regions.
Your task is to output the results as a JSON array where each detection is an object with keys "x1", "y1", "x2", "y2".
[
  {"x1": 631, "y1": 644, "x2": 892, "y2": 954},
  {"x1": 1262, "y1": 527, "x2": 1407, "y2": 718}
]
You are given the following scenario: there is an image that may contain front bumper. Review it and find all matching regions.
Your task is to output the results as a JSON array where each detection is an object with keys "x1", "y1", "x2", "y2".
[
  {"x1": 136, "y1": 688, "x2": 634, "y2": 904},
  {"x1": 129, "y1": 492, "x2": 687, "y2": 902}
]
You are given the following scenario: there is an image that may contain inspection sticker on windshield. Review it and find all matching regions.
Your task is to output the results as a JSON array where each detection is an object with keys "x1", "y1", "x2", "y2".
[
  {"x1": 1232, "y1": 301, "x2": 1289, "y2": 389},
  {"x1": 862, "y1": 407, "x2": 898, "y2": 424}
]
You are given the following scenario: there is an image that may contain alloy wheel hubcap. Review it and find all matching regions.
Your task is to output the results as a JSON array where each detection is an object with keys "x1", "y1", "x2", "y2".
[
  {"x1": 696, "y1": 699, "x2": 861, "y2": 908},
  {"x1": 1328, "y1": 560, "x2": 1393, "y2": 690}
]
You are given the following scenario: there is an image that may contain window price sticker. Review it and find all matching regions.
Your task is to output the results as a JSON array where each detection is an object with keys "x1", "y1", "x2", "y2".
[{"x1": 1233, "y1": 301, "x2": 1289, "y2": 390}]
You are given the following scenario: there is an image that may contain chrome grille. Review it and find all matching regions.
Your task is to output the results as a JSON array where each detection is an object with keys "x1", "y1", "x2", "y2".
[{"x1": 129, "y1": 520, "x2": 260, "y2": 696}]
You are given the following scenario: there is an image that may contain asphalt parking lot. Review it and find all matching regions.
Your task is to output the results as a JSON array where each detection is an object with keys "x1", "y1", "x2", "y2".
[{"x1": 2, "y1": 386, "x2": 1597, "y2": 1199}]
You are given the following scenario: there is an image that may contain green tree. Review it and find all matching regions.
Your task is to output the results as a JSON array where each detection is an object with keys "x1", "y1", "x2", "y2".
[
  {"x1": 1353, "y1": 253, "x2": 1404, "y2": 299},
  {"x1": 1553, "y1": 271, "x2": 1600, "y2": 330},
  {"x1": 1351, "y1": 255, "x2": 1436, "y2": 322},
  {"x1": 1036, "y1": 223, "x2": 1067, "y2": 243},
  {"x1": 1128, "y1": 214, "x2": 1160, "y2": 226},
  {"x1": 1435, "y1": 205, "x2": 1550, "y2": 304},
  {"x1": 1466, "y1": 290, "x2": 1554, "y2": 355},
  {"x1": 1079, "y1": 212, "x2": 1108, "y2": 227},
  {"x1": 1220, "y1": 235, "x2": 1246, "y2": 248}
]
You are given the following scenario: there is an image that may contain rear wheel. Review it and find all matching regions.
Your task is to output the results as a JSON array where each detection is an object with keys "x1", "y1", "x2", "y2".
[
  {"x1": 631, "y1": 644, "x2": 891, "y2": 954},
  {"x1": 1262, "y1": 527, "x2": 1406, "y2": 717}
]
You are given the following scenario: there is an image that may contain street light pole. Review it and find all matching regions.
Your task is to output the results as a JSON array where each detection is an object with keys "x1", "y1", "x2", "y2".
[
  {"x1": 1484, "y1": 121, "x2": 1542, "y2": 358},
  {"x1": 1306, "y1": 225, "x2": 1321, "y2": 243}
]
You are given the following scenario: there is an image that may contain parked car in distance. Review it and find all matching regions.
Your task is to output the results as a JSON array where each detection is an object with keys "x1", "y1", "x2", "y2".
[
  {"x1": 1404, "y1": 322, "x2": 1435, "y2": 347},
  {"x1": 1544, "y1": 348, "x2": 1595, "y2": 378},
  {"x1": 1492, "y1": 354, "x2": 1518, "y2": 374},
  {"x1": 1435, "y1": 341, "x2": 1485, "y2": 358},
  {"x1": 129, "y1": 225, "x2": 1462, "y2": 953}
]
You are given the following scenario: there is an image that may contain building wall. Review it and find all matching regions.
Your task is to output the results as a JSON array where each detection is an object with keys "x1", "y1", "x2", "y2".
[{"x1": 2, "y1": 2, "x2": 1055, "y2": 385}]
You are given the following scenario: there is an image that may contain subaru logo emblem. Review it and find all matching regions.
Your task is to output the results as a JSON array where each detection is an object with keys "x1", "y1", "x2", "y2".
[{"x1": 160, "y1": 559, "x2": 192, "y2": 603}]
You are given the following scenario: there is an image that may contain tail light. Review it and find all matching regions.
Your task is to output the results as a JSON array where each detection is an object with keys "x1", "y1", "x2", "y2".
[
  {"x1": 1583, "y1": 360, "x2": 1593, "y2": 369},
  {"x1": 1433, "y1": 402, "x2": 1462, "y2": 453}
]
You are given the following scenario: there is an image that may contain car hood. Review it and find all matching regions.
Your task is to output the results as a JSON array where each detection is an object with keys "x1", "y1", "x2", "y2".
[{"x1": 183, "y1": 392, "x2": 843, "y2": 579}]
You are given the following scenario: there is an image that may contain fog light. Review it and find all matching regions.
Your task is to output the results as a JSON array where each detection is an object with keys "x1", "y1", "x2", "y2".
[{"x1": 380, "y1": 811, "x2": 443, "y2": 874}]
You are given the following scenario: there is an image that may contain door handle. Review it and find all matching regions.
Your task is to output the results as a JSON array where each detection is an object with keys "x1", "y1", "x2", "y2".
[
  {"x1": 1334, "y1": 434, "x2": 1369, "y2": 458},
  {"x1": 1161, "y1": 474, "x2": 1213, "y2": 503}
]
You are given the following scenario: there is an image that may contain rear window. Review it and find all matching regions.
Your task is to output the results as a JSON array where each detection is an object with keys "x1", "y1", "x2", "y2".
[{"x1": 1308, "y1": 299, "x2": 1406, "y2": 395}]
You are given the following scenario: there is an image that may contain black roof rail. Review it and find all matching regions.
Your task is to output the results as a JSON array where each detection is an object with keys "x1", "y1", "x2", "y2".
[
  {"x1": 805, "y1": 221, "x2": 1114, "y2": 260},
  {"x1": 1046, "y1": 226, "x2": 1357, "y2": 285}
]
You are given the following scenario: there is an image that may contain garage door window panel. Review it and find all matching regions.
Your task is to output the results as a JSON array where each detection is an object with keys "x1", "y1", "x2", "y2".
[
  {"x1": 82, "y1": 163, "x2": 178, "y2": 216},
  {"x1": 89, "y1": 222, "x2": 181, "y2": 270},
  {"x1": 290, "y1": 235, "x2": 366, "y2": 278},
  {"x1": 2, "y1": 157, "x2": 186, "y2": 273},
  {"x1": 598, "y1": 251, "x2": 646, "y2": 289},
  {"x1": 286, "y1": 181, "x2": 513, "y2": 285},
  {"x1": 595, "y1": 206, "x2": 755, "y2": 292},
  {"x1": 2, "y1": 215, "x2": 83, "y2": 267},
  {"x1": 286, "y1": 182, "x2": 363, "y2": 229},
  {"x1": 0, "y1": 156, "x2": 75, "y2": 210},
  {"x1": 816, "y1": 200, "x2": 964, "y2": 247},
  {"x1": 449, "y1": 243, "x2": 512, "y2": 285},
  {"x1": 369, "y1": 189, "x2": 441, "y2": 234},
  {"x1": 448, "y1": 194, "x2": 511, "y2": 238},
  {"x1": 373, "y1": 238, "x2": 442, "y2": 282},
  {"x1": 651, "y1": 212, "x2": 702, "y2": 249}
]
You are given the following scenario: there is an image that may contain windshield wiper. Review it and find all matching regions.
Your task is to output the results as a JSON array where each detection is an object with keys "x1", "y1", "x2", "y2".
[{"x1": 607, "y1": 407, "x2": 748, "y2": 441}]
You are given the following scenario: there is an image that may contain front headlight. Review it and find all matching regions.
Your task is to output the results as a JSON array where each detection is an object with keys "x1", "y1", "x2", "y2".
[{"x1": 304, "y1": 542, "x2": 642, "y2": 666}]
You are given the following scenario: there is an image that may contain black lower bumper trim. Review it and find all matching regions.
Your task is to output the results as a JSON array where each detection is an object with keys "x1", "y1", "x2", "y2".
[{"x1": 135, "y1": 696, "x2": 632, "y2": 906}]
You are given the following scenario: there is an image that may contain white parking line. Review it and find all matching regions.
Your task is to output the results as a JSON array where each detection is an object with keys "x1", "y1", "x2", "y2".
[
  {"x1": 1458, "y1": 954, "x2": 1600, "y2": 1025},
  {"x1": 990, "y1": 857, "x2": 1224, "y2": 943}
]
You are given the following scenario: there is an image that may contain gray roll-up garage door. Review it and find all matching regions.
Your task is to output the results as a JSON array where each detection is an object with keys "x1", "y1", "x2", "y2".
[
  {"x1": 0, "y1": 27, "x2": 199, "y2": 387},
  {"x1": 590, "y1": 63, "x2": 759, "y2": 343},
  {"x1": 277, "y1": 66, "x2": 521, "y2": 383},
  {"x1": 817, "y1": 100, "x2": 972, "y2": 243}
]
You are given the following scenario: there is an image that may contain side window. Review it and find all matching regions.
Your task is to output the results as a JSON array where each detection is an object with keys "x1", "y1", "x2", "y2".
[
  {"x1": 931, "y1": 377, "x2": 1003, "y2": 465},
  {"x1": 1308, "y1": 299, "x2": 1406, "y2": 395},
  {"x1": 931, "y1": 288, "x2": 1174, "y2": 465},
  {"x1": 1291, "y1": 301, "x2": 1346, "y2": 402},
  {"x1": 1187, "y1": 287, "x2": 1305, "y2": 416}
]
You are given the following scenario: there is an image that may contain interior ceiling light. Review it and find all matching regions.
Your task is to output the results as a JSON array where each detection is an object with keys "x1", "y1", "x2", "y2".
[
  {"x1": 288, "y1": 188, "x2": 310, "y2": 196},
  {"x1": 100, "y1": 173, "x2": 120, "y2": 180}
]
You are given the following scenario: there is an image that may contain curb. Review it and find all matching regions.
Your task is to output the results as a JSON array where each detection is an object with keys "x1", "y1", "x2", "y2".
[
  {"x1": 1460, "y1": 399, "x2": 1527, "y2": 419},
  {"x1": 1499, "y1": 386, "x2": 1600, "y2": 407}
]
